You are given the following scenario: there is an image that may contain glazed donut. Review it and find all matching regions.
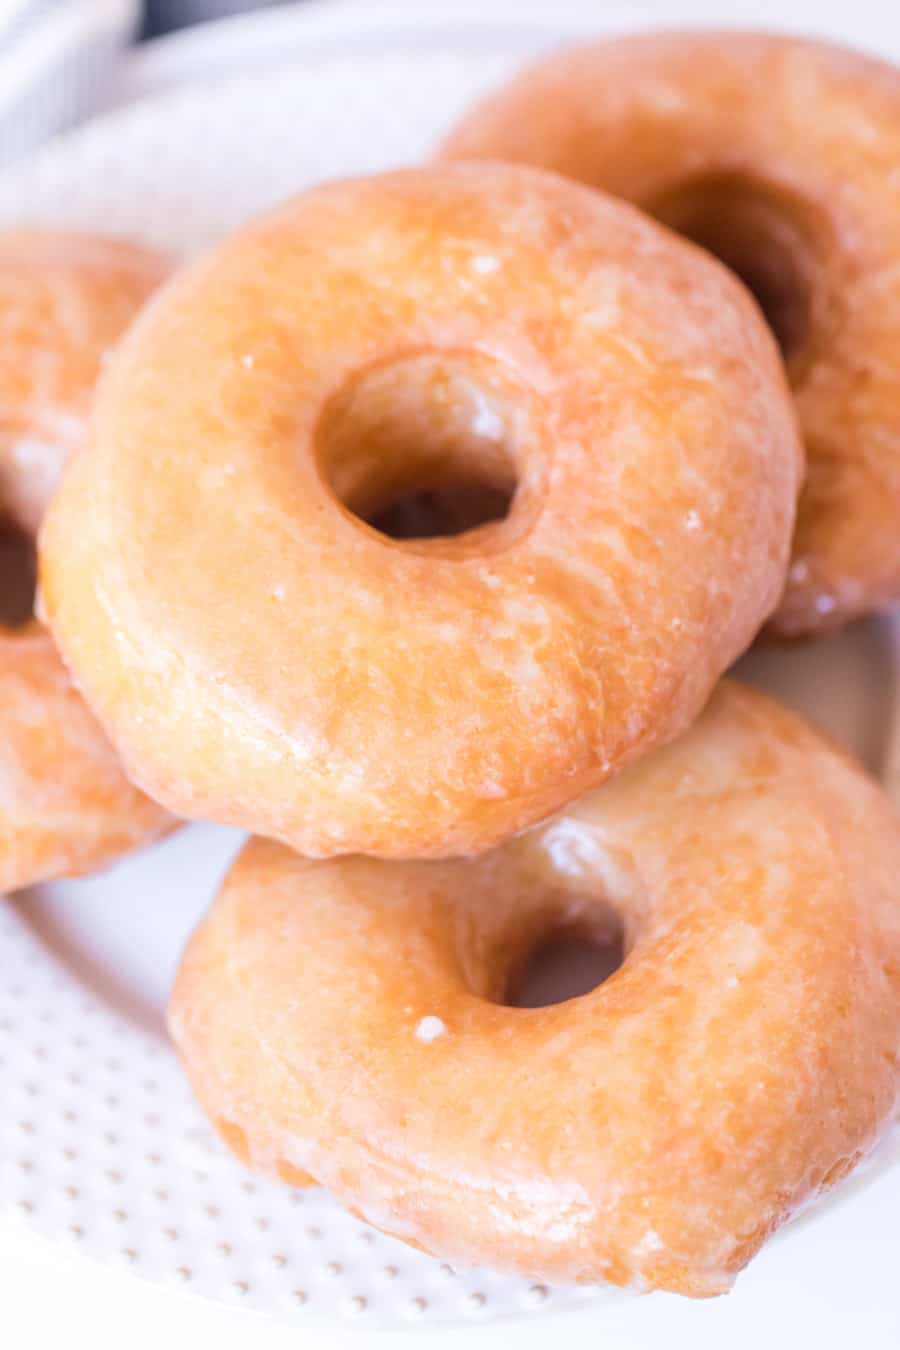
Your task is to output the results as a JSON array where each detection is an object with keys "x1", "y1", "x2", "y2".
[
  {"x1": 0, "y1": 623, "x2": 172, "y2": 894},
  {"x1": 0, "y1": 229, "x2": 169, "y2": 532},
  {"x1": 39, "y1": 165, "x2": 800, "y2": 858},
  {"x1": 0, "y1": 231, "x2": 172, "y2": 890},
  {"x1": 441, "y1": 32, "x2": 900, "y2": 635},
  {"x1": 169, "y1": 682, "x2": 900, "y2": 1298}
]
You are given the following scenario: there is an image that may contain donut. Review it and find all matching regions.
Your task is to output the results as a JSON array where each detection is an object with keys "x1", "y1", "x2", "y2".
[
  {"x1": 39, "y1": 165, "x2": 801, "y2": 858},
  {"x1": 0, "y1": 229, "x2": 169, "y2": 533},
  {"x1": 0, "y1": 231, "x2": 172, "y2": 891},
  {"x1": 169, "y1": 682, "x2": 900, "y2": 1298},
  {"x1": 0, "y1": 623, "x2": 172, "y2": 894},
  {"x1": 441, "y1": 32, "x2": 900, "y2": 635}
]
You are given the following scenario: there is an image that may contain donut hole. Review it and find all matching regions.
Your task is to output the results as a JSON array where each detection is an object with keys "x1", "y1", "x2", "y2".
[
  {"x1": 506, "y1": 913, "x2": 626, "y2": 1008},
  {"x1": 650, "y1": 173, "x2": 825, "y2": 366},
  {"x1": 368, "y1": 482, "x2": 514, "y2": 541},
  {"x1": 0, "y1": 521, "x2": 37, "y2": 628},
  {"x1": 317, "y1": 352, "x2": 538, "y2": 551}
]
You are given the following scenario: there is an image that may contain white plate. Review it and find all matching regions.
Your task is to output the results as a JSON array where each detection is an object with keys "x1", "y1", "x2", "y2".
[
  {"x1": 1, "y1": 33, "x2": 899, "y2": 1338},
  {"x1": 118, "y1": 0, "x2": 900, "y2": 106}
]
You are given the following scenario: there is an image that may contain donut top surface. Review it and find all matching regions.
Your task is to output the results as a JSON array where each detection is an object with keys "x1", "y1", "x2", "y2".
[
  {"x1": 441, "y1": 32, "x2": 900, "y2": 633},
  {"x1": 170, "y1": 682, "x2": 900, "y2": 1296},
  {"x1": 40, "y1": 164, "x2": 801, "y2": 857}
]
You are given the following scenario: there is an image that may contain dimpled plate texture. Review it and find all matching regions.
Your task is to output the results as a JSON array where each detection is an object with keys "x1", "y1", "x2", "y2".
[{"x1": 0, "y1": 42, "x2": 899, "y2": 1332}]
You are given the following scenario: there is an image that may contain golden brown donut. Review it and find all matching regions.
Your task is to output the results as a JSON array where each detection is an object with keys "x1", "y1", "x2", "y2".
[
  {"x1": 40, "y1": 165, "x2": 800, "y2": 858},
  {"x1": 169, "y1": 681, "x2": 900, "y2": 1298},
  {"x1": 0, "y1": 622, "x2": 172, "y2": 894},
  {"x1": 441, "y1": 31, "x2": 900, "y2": 635},
  {"x1": 0, "y1": 229, "x2": 169, "y2": 532},
  {"x1": 0, "y1": 231, "x2": 172, "y2": 891}
]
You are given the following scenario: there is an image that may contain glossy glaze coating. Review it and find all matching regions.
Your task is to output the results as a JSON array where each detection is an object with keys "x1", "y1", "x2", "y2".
[
  {"x1": 0, "y1": 230, "x2": 172, "y2": 891},
  {"x1": 0, "y1": 625, "x2": 171, "y2": 893},
  {"x1": 170, "y1": 683, "x2": 900, "y2": 1297},
  {"x1": 442, "y1": 32, "x2": 900, "y2": 635},
  {"x1": 40, "y1": 165, "x2": 800, "y2": 857},
  {"x1": 0, "y1": 230, "x2": 169, "y2": 532}
]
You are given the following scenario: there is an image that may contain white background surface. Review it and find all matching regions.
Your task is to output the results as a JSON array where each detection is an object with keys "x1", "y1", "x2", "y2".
[{"x1": 3, "y1": 2, "x2": 900, "y2": 1347}]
